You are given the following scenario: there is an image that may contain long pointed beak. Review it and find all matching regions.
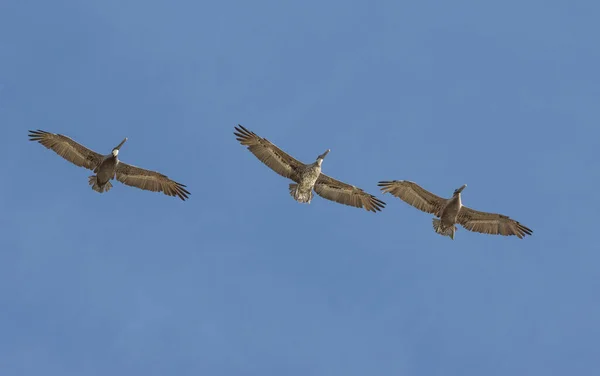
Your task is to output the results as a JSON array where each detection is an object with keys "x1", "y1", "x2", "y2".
[
  {"x1": 318, "y1": 149, "x2": 330, "y2": 159},
  {"x1": 456, "y1": 184, "x2": 467, "y2": 193},
  {"x1": 114, "y1": 137, "x2": 128, "y2": 150}
]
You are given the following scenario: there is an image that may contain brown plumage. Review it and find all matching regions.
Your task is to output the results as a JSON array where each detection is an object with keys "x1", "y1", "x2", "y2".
[
  {"x1": 379, "y1": 180, "x2": 532, "y2": 239},
  {"x1": 28, "y1": 130, "x2": 103, "y2": 171},
  {"x1": 378, "y1": 180, "x2": 446, "y2": 217},
  {"x1": 314, "y1": 174, "x2": 386, "y2": 213},
  {"x1": 456, "y1": 207, "x2": 533, "y2": 239},
  {"x1": 234, "y1": 125, "x2": 303, "y2": 181},
  {"x1": 115, "y1": 162, "x2": 190, "y2": 201},
  {"x1": 234, "y1": 125, "x2": 385, "y2": 212},
  {"x1": 29, "y1": 129, "x2": 190, "y2": 201}
]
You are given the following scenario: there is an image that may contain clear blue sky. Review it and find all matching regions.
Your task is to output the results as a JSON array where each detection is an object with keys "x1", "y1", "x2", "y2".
[{"x1": 1, "y1": 0, "x2": 598, "y2": 375}]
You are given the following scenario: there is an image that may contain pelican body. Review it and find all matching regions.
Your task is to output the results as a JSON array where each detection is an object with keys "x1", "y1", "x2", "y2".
[
  {"x1": 89, "y1": 138, "x2": 127, "y2": 193},
  {"x1": 289, "y1": 150, "x2": 329, "y2": 203},
  {"x1": 433, "y1": 184, "x2": 467, "y2": 239},
  {"x1": 378, "y1": 180, "x2": 532, "y2": 239}
]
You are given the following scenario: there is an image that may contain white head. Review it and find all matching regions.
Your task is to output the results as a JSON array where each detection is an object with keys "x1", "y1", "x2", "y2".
[
  {"x1": 316, "y1": 149, "x2": 330, "y2": 167},
  {"x1": 112, "y1": 137, "x2": 127, "y2": 158}
]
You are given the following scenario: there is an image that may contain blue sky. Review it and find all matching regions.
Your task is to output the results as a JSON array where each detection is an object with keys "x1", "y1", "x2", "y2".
[{"x1": 1, "y1": 0, "x2": 599, "y2": 374}]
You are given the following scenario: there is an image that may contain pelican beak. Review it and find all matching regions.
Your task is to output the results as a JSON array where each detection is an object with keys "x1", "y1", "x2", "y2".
[
  {"x1": 114, "y1": 137, "x2": 128, "y2": 151},
  {"x1": 318, "y1": 149, "x2": 330, "y2": 160}
]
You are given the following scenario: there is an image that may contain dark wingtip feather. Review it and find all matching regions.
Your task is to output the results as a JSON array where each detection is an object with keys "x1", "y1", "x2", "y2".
[
  {"x1": 28, "y1": 130, "x2": 54, "y2": 143},
  {"x1": 234, "y1": 125, "x2": 252, "y2": 137},
  {"x1": 518, "y1": 223, "x2": 533, "y2": 236},
  {"x1": 174, "y1": 189, "x2": 188, "y2": 201},
  {"x1": 28, "y1": 129, "x2": 45, "y2": 141},
  {"x1": 373, "y1": 196, "x2": 386, "y2": 206},
  {"x1": 174, "y1": 182, "x2": 191, "y2": 201},
  {"x1": 366, "y1": 195, "x2": 386, "y2": 212},
  {"x1": 377, "y1": 180, "x2": 398, "y2": 189},
  {"x1": 234, "y1": 125, "x2": 260, "y2": 146},
  {"x1": 236, "y1": 124, "x2": 252, "y2": 134},
  {"x1": 377, "y1": 181, "x2": 397, "y2": 193}
]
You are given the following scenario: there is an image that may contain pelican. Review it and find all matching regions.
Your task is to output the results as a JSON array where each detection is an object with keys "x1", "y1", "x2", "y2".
[
  {"x1": 378, "y1": 180, "x2": 532, "y2": 239},
  {"x1": 234, "y1": 125, "x2": 385, "y2": 212},
  {"x1": 28, "y1": 130, "x2": 190, "y2": 200}
]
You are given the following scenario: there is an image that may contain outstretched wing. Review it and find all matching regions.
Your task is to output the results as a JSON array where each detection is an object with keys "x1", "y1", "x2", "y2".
[
  {"x1": 314, "y1": 173, "x2": 386, "y2": 212},
  {"x1": 378, "y1": 180, "x2": 446, "y2": 216},
  {"x1": 234, "y1": 125, "x2": 305, "y2": 182},
  {"x1": 115, "y1": 162, "x2": 190, "y2": 201},
  {"x1": 457, "y1": 207, "x2": 533, "y2": 238},
  {"x1": 28, "y1": 130, "x2": 104, "y2": 171}
]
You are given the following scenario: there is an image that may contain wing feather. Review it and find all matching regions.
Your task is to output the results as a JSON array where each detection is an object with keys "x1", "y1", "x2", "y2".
[
  {"x1": 457, "y1": 207, "x2": 533, "y2": 238},
  {"x1": 314, "y1": 174, "x2": 386, "y2": 212},
  {"x1": 28, "y1": 129, "x2": 104, "y2": 170},
  {"x1": 378, "y1": 180, "x2": 446, "y2": 216},
  {"x1": 234, "y1": 125, "x2": 304, "y2": 182},
  {"x1": 115, "y1": 162, "x2": 190, "y2": 201}
]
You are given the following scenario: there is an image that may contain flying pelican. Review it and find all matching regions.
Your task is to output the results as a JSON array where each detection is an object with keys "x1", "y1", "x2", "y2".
[
  {"x1": 28, "y1": 130, "x2": 190, "y2": 200},
  {"x1": 234, "y1": 125, "x2": 385, "y2": 212},
  {"x1": 378, "y1": 180, "x2": 532, "y2": 239}
]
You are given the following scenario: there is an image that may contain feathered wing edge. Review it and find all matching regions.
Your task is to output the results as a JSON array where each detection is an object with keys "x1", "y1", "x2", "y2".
[
  {"x1": 314, "y1": 174, "x2": 386, "y2": 212},
  {"x1": 457, "y1": 207, "x2": 533, "y2": 238},
  {"x1": 115, "y1": 162, "x2": 190, "y2": 201},
  {"x1": 234, "y1": 125, "x2": 305, "y2": 182},
  {"x1": 28, "y1": 129, "x2": 104, "y2": 171},
  {"x1": 378, "y1": 180, "x2": 445, "y2": 216}
]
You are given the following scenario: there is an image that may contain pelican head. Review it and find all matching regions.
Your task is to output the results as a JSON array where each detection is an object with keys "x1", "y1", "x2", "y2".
[
  {"x1": 316, "y1": 149, "x2": 330, "y2": 166},
  {"x1": 453, "y1": 184, "x2": 467, "y2": 196},
  {"x1": 112, "y1": 137, "x2": 128, "y2": 157}
]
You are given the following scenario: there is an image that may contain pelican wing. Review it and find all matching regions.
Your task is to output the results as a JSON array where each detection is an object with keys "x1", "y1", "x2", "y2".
[
  {"x1": 115, "y1": 162, "x2": 190, "y2": 201},
  {"x1": 457, "y1": 207, "x2": 533, "y2": 238},
  {"x1": 378, "y1": 180, "x2": 446, "y2": 216},
  {"x1": 234, "y1": 125, "x2": 304, "y2": 182},
  {"x1": 28, "y1": 130, "x2": 104, "y2": 171},
  {"x1": 314, "y1": 174, "x2": 386, "y2": 212}
]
